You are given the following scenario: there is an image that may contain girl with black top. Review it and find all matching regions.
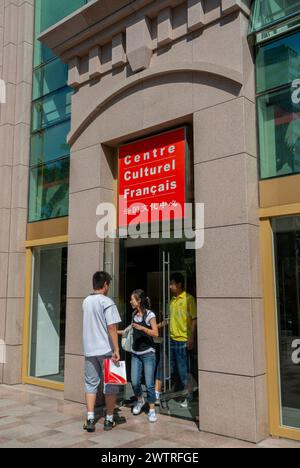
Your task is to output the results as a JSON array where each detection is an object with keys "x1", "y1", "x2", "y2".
[{"x1": 131, "y1": 290, "x2": 159, "y2": 423}]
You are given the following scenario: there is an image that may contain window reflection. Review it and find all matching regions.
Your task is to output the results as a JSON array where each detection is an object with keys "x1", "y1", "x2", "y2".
[
  {"x1": 250, "y1": 0, "x2": 300, "y2": 33},
  {"x1": 29, "y1": 158, "x2": 70, "y2": 222},
  {"x1": 273, "y1": 216, "x2": 300, "y2": 429},
  {"x1": 29, "y1": 246, "x2": 68, "y2": 383},
  {"x1": 258, "y1": 87, "x2": 300, "y2": 178}
]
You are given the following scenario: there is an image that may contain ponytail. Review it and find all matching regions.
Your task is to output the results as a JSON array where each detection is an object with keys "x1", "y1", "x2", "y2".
[{"x1": 132, "y1": 289, "x2": 151, "y2": 316}]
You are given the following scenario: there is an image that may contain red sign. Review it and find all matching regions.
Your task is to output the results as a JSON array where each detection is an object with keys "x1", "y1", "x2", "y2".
[{"x1": 118, "y1": 128, "x2": 186, "y2": 227}]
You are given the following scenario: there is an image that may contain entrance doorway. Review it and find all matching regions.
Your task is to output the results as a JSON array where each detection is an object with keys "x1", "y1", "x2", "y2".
[{"x1": 120, "y1": 237, "x2": 198, "y2": 422}]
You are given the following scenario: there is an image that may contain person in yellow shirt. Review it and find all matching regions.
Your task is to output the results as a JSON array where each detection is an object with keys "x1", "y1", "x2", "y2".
[
  {"x1": 169, "y1": 273, "x2": 197, "y2": 404},
  {"x1": 154, "y1": 273, "x2": 197, "y2": 406}
]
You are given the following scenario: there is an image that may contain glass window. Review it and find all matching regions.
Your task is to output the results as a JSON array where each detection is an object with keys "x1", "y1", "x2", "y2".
[
  {"x1": 30, "y1": 119, "x2": 71, "y2": 167},
  {"x1": 273, "y1": 216, "x2": 300, "y2": 429},
  {"x1": 250, "y1": 0, "x2": 300, "y2": 34},
  {"x1": 33, "y1": 59, "x2": 68, "y2": 101},
  {"x1": 39, "y1": 0, "x2": 88, "y2": 32},
  {"x1": 29, "y1": 245, "x2": 68, "y2": 383},
  {"x1": 28, "y1": 158, "x2": 70, "y2": 222},
  {"x1": 258, "y1": 87, "x2": 300, "y2": 179},
  {"x1": 256, "y1": 32, "x2": 300, "y2": 94},
  {"x1": 34, "y1": 0, "x2": 88, "y2": 67},
  {"x1": 32, "y1": 87, "x2": 72, "y2": 132}
]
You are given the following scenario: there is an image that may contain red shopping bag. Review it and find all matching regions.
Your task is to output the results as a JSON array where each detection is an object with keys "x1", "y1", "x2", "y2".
[{"x1": 104, "y1": 359, "x2": 127, "y2": 385}]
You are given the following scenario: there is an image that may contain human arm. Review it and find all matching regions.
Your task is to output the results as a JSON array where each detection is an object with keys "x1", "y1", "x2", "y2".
[
  {"x1": 188, "y1": 296, "x2": 198, "y2": 351},
  {"x1": 188, "y1": 319, "x2": 198, "y2": 351},
  {"x1": 132, "y1": 317, "x2": 159, "y2": 338},
  {"x1": 107, "y1": 324, "x2": 120, "y2": 363},
  {"x1": 157, "y1": 318, "x2": 169, "y2": 329}
]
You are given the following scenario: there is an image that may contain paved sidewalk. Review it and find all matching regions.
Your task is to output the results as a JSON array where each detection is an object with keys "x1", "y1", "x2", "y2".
[{"x1": 0, "y1": 384, "x2": 300, "y2": 448}]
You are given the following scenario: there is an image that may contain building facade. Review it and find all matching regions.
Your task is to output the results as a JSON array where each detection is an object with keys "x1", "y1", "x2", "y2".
[{"x1": 0, "y1": 0, "x2": 300, "y2": 444}]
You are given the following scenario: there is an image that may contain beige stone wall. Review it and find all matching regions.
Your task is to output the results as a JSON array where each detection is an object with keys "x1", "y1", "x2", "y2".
[
  {"x1": 0, "y1": 0, "x2": 33, "y2": 384},
  {"x1": 39, "y1": 0, "x2": 267, "y2": 443}
]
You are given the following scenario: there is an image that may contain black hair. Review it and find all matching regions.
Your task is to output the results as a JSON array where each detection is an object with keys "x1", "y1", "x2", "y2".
[
  {"x1": 132, "y1": 289, "x2": 151, "y2": 316},
  {"x1": 170, "y1": 272, "x2": 185, "y2": 290},
  {"x1": 93, "y1": 271, "x2": 112, "y2": 290}
]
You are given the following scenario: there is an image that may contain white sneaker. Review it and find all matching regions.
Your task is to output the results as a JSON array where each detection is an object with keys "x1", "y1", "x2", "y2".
[
  {"x1": 180, "y1": 396, "x2": 193, "y2": 408},
  {"x1": 180, "y1": 398, "x2": 189, "y2": 408},
  {"x1": 133, "y1": 399, "x2": 145, "y2": 415},
  {"x1": 148, "y1": 410, "x2": 158, "y2": 423}
]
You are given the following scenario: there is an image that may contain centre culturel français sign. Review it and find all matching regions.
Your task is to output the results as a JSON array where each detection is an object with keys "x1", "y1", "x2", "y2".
[{"x1": 118, "y1": 128, "x2": 186, "y2": 227}]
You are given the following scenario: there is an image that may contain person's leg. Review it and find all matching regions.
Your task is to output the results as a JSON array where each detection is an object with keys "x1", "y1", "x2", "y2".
[
  {"x1": 154, "y1": 344, "x2": 162, "y2": 401},
  {"x1": 170, "y1": 339, "x2": 181, "y2": 390},
  {"x1": 105, "y1": 394, "x2": 117, "y2": 418},
  {"x1": 103, "y1": 387, "x2": 124, "y2": 430},
  {"x1": 131, "y1": 354, "x2": 143, "y2": 399},
  {"x1": 85, "y1": 357, "x2": 101, "y2": 413},
  {"x1": 84, "y1": 357, "x2": 101, "y2": 432},
  {"x1": 86, "y1": 394, "x2": 97, "y2": 414},
  {"x1": 100, "y1": 357, "x2": 126, "y2": 431},
  {"x1": 143, "y1": 353, "x2": 157, "y2": 411},
  {"x1": 176, "y1": 342, "x2": 189, "y2": 391},
  {"x1": 131, "y1": 354, "x2": 145, "y2": 415}
]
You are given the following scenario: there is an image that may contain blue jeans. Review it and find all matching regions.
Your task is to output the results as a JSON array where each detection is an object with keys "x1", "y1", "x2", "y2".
[
  {"x1": 170, "y1": 340, "x2": 189, "y2": 390},
  {"x1": 131, "y1": 352, "x2": 156, "y2": 405}
]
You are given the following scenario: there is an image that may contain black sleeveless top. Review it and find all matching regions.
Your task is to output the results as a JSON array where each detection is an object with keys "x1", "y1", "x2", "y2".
[{"x1": 132, "y1": 311, "x2": 155, "y2": 354}]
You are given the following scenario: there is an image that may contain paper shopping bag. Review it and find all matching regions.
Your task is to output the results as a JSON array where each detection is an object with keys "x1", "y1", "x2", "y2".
[{"x1": 104, "y1": 359, "x2": 127, "y2": 385}]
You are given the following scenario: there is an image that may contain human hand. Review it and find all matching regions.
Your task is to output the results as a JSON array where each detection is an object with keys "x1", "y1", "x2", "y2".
[
  {"x1": 112, "y1": 350, "x2": 120, "y2": 363},
  {"x1": 132, "y1": 323, "x2": 144, "y2": 331},
  {"x1": 188, "y1": 338, "x2": 194, "y2": 351}
]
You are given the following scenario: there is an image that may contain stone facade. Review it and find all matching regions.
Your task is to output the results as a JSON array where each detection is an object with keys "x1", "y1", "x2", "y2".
[
  {"x1": 0, "y1": 0, "x2": 33, "y2": 385},
  {"x1": 0, "y1": 0, "x2": 269, "y2": 444},
  {"x1": 40, "y1": 0, "x2": 268, "y2": 442}
]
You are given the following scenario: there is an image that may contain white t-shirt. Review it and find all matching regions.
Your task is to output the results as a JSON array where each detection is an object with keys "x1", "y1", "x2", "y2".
[{"x1": 83, "y1": 294, "x2": 121, "y2": 357}]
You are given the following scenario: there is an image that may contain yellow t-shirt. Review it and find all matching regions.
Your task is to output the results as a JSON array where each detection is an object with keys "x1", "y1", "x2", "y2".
[{"x1": 170, "y1": 291, "x2": 197, "y2": 342}]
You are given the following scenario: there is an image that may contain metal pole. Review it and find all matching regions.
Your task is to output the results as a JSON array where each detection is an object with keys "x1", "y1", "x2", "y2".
[
  {"x1": 163, "y1": 250, "x2": 167, "y2": 393},
  {"x1": 167, "y1": 251, "x2": 171, "y2": 391}
]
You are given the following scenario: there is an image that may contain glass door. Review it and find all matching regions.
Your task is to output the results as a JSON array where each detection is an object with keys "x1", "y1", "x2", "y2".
[
  {"x1": 158, "y1": 241, "x2": 198, "y2": 421},
  {"x1": 119, "y1": 237, "x2": 198, "y2": 422}
]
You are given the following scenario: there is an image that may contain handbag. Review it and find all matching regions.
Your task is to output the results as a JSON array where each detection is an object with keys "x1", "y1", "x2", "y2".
[
  {"x1": 104, "y1": 359, "x2": 127, "y2": 385},
  {"x1": 121, "y1": 324, "x2": 134, "y2": 353}
]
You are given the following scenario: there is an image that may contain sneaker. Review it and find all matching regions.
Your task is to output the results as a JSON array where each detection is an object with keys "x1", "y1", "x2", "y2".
[
  {"x1": 148, "y1": 410, "x2": 158, "y2": 423},
  {"x1": 104, "y1": 419, "x2": 117, "y2": 431},
  {"x1": 180, "y1": 399, "x2": 189, "y2": 408},
  {"x1": 155, "y1": 398, "x2": 161, "y2": 406},
  {"x1": 180, "y1": 396, "x2": 193, "y2": 408},
  {"x1": 83, "y1": 419, "x2": 96, "y2": 433},
  {"x1": 103, "y1": 413, "x2": 127, "y2": 431},
  {"x1": 133, "y1": 399, "x2": 145, "y2": 415}
]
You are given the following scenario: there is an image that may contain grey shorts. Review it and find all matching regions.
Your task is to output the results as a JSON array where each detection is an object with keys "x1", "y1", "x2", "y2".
[{"x1": 84, "y1": 355, "x2": 120, "y2": 395}]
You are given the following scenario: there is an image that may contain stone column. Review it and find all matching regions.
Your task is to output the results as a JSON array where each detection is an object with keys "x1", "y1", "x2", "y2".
[
  {"x1": 64, "y1": 143, "x2": 115, "y2": 403},
  {"x1": 194, "y1": 14, "x2": 268, "y2": 443},
  {"x1": 0, "y1": 0, "x2": 33, "y2": 384}
]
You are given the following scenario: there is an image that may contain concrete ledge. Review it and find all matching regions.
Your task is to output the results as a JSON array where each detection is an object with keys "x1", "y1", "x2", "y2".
[{"x1": 68, "y1": 61, "x2": 243, "y2": 146}]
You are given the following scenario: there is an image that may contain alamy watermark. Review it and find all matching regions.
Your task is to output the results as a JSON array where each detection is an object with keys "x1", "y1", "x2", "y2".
[
  {"x1": 96, "y1": 201, "x2": 205, "y2": 250},
  {"x1": 292, "y1": 79, "x2": 300, "y2": 105},
  {"x1": 0, "y1": 79, "x2": 6, "y2": 104},
  {"x1": 0, "y1": 340, "x2": 6, "y2": 364},
  {"x1": 292, "y1": 339, "x2": 300, "y2": 365}
]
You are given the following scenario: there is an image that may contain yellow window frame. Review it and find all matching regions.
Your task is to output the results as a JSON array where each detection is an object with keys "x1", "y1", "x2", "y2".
[
  {"x1": 22, "y1": 235, "x2": 68, "y2": 392},
  {"x1": 260, "y1": 204, "x2": 300, "y2": 441}
]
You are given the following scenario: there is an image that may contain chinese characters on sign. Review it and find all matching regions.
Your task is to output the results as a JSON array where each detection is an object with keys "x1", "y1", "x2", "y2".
[{"x1": 118, "y1": 128, "x2": 186, "y2": 227}]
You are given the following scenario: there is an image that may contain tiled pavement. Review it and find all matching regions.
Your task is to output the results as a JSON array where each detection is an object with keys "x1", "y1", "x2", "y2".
[{"x1": 0, "y1": 385, "x2": 300, "y2": 448}]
